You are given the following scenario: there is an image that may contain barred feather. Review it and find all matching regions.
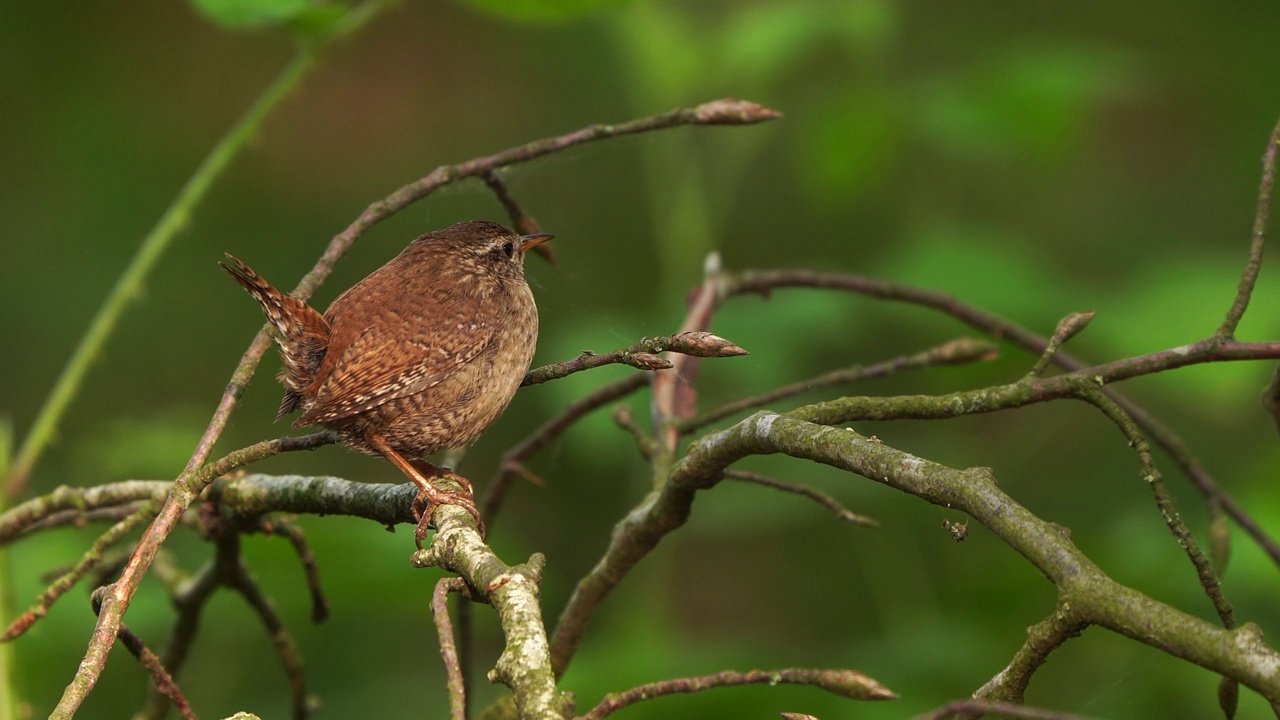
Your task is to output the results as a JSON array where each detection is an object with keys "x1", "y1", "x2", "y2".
[{"x1": 220, "y1": 254, "x2": 330, "y2": 420}]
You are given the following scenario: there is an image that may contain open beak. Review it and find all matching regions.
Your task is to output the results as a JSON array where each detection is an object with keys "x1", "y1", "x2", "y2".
[{"x1": 519, "y1": 233, "x2": 554, "y2": 253}]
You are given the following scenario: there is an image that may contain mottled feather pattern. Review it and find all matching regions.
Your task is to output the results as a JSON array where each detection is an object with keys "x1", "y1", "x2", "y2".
[
  {"x1": 220, "y1": 255, "x2": 330, "y2": 412},
  {"x1": 222, "y1": 221, "x2": 542, "y2": 460}
]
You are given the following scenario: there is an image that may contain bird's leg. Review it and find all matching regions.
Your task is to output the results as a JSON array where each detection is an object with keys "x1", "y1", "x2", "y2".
[{"x1": 366, "y1": 434, "x2": 485, "y2": 547}]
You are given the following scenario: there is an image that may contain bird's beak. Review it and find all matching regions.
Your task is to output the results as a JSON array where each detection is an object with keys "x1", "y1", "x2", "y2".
[{"x1": 519, "y1": 233, "x2": 554, "y2": 253}]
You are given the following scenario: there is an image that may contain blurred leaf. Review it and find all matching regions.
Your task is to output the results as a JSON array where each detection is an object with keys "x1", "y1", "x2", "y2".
[
  {"x1": 1090, "y1": 252, "x2": 1280, "y2": 403},
  {"x1": 719, "y1": 1, "x2": 896, "y2": 92},
  {"x1": 454, "y1": 0, "x2": 615, "y2": 23},
  {"x1": 718, "y1": 4, "x2": 830, "y2": 89},
  {"x1": 287, "y1": 4, "x2": 351, "y2": 35},
  {"x1": 615, "y1": 2, "x2": 702, "y2": 102},
  {"x1": 878, "y1": 223, "x2": 1071, "y2": 329},
  {"x1": 189, "y1": 0, "x2": 342, "y2": 31},
  {"x1": 916, "y1": 44, "x2": 1137, "y2": 163},
  {"x1": 74, "y1": 410, "x2": 205, "y2": 482},
  {"x1": 713, "y1": 288, "x2": 866, "y2": 402},
  {"x1": 839, "y1": 0, "x2": 896, "y2": 54},
  {"x1": 798, "y1": 94, "x2": 898, "y2": 205}
]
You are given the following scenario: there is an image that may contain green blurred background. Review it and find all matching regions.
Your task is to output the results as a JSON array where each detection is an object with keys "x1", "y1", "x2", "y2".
[{"x1": 4, "y1": 1, "x2": 1280, "y2": 717}]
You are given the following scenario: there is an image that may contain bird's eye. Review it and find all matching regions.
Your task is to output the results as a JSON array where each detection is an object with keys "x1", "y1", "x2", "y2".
[{"x1": 502, "y1": 241, "x2": 515, "y2": 258}]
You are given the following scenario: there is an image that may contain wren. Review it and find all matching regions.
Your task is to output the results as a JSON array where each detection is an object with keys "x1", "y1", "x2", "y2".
[{"x1": 221, "y1": 220, "x2": 551, "y2": 544}]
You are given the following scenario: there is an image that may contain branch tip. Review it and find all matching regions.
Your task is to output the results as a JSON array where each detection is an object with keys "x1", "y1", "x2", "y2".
[
  {"x1": 627, "y1": 352, "x2": 673, "y2": 371},
  {"x1": 692, "y1": 98, "x2": 784, "y2": 125},
  {"x1": 669, "y1": 331, "x2": 749, "y2": 358}
]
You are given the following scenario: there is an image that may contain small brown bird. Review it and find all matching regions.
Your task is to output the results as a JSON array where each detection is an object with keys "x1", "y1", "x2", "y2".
[{"x1": 221, "y1": 220, "x2": 551, "y2": 544}]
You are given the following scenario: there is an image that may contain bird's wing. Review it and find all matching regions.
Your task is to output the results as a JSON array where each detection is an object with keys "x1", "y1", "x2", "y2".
[{"x1": 295, "y1": 298, "x2": 497, "y2": 427}]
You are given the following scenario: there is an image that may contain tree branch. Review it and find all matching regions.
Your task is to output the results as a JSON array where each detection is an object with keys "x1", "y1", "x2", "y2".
[
  {"x1": 483, "y1": 374, "x2": 649, "y2": 527},
  {"x1": 521, "y1": 332, "x2": 747, "y2": 387},
  {"x1": 724, "y1": 470, "x2": 877, "y2": 527},
  {"x1": 672, "y1": 410, "x2": 1280, "y2": 699},
  {"x1": 412, "y1": 500, "x2": 568, "y2": 720},
  {"x1": 679, "y1": 337, "x2": 997, "y2": 434},
  {"x1": 1218, "y1": 113, "x2": 1280, "y2": 339},
  {"x1": 432, "y1": 577, "x2": 469, "y2": 720},
  {"x1": 578, "y1": 667, "x2": 894, "y2": 720},
  {"x1": 972, "y1": 609, "x2": 1087, "y2": 704},
  {"x1": 719, "y1": 269, "x2": 1280, "y2": 569}
]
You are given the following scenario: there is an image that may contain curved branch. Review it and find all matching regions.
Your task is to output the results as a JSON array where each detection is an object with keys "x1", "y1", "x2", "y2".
[
  {"x1": 521, "y1": 332, "x2": 747, "y2": 387},
  {"x1": 0, "y1": 481, "x2": 168, "y2": 545},
  {"x1": 673, "y1": 411, "x2": 1280, "y2": 699},
  {"x1": 432, "y1": 578, "x2": 469, "y2": 720},
  {"x1": 679, "y1": 337, "x2": 996, "y2": 434},
  {"x1": 50, "y1": 433, "x2": 331, "y2": 719},
  {"x1": 724, "y1": 470, "x2": 877, "y2": 527},
  {"x1": 412, "y1": 502, "x2": 568, "y2": 720},
  {"x1": 720, "y1": 269, "x2": 1280, "y2": 569},
  {"x1": 1075, "y1": 389, "x2": 1234, "y2": 628},
  {"x1": 483, "y1": 374, "x2": 649, "y2": 526},
  {"x1": 788, "y1": 338, "x2": 1280, "y2": 427},
  {"x1": 972, "y1": 609, "x2": 1087, "y2": 704},
  {"x1": 579, "y1": 667, "x2": 894, "y2": 720},
  {"x1": 1218, "y1": 113, "x2": 1280, "y2": 338}
]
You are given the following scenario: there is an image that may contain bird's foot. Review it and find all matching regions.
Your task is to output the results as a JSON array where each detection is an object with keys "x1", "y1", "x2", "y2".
[{"x1": 409, "y1": 463, "x2": 486, "y2": 548}]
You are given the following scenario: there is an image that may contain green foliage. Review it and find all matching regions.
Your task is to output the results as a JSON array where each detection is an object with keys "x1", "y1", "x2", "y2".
[
  {"x1": 915, "y1": 44, "x2": 1138, "y2": 163},
  {"x1": 72, "y1": 411, "x2": 205, "y2": 481},
  {"x1": 450, "y1": 0, "x2": 616, "y2": 23},
  {"x1": 189, "y1": 0, "x2": 348, "y2": 33},
  {"x1": 879, "y1": 223, "x2": 1071, "y2": 325},
  {"x1": 799, "y1": 94, "x2": 899, "y2": 204},
  {"x1": 7, "y1": 1, "x2": 1280, "y2": 718}
]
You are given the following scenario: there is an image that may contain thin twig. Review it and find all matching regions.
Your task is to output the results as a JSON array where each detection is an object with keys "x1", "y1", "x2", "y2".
[
  {"x1": 612, "y1": 405, "x2": 661, "y2": 460},
  {"x1": 0, "y1": 480, "x2": 168, "y2": 545},
  {"x1": 119, "y1": 624, "x2": 199, "y2": 720},
  {"x1": 91, "y1": 588, "x2": 199, "y2": 720},
  {"x1": 680, "y1": 337, "x2": 997, "y2": 434},
  {"x1": 413, "y1": 509, "x2": 567, "y2": 720},
  {"x1": 53, "y1": 98, "x2": 780, "y2": 716},
  {"x1": 226, "y1": 533, "x2": 309, "y2": 720},
  {"x1": 481, "y1": 170, "x2": 555, "y2": 263},
  {"x1": 482, "y1": 374, "x2": 649, "y2": 526},
  {"x1": 143, "y1": 517, "x2": 236, "y2": 720},
  {"x1": 432, "y1": 577, "x2": 468, "y2": 720},
  {"x1": 724, "y1": 470, "x2": 878, "y2": 527},
  {"x1": 142, "y1": 563, "x2": 218, "y2": 720},
  {"x1": 914, "y1": 700, "x2": 1102, "y2": 720},
  {"x1": 720, "y1": 269, "x2": 1280, "y2": 569},
  {"x1": 652, "y1": 254, "x2": 726, "y2": 452},
  {"x1": 2, "y1": 26, "x2": 356, "y2": 498},
  {"x1": 2, "y1": 502, "x2": 156, "y2": 641},
  {"x1": 1218, "y1": 114, "x2": 1280, "y2": 338},
  {"x1": 973, "y1": 609, "x2": 1088, "y2": 704},
  {"x1": 1027, "y1": 312, "x2": 1094, "y2": 379},
  {"x1": 51, "y1": 433, "x2": 330, "y2": 719},
  {"x1": 254, "y1": 516, "x2": 329, "y2": 624},
  {"x1": 1076, "y1": 389, "x2": 1234, "y2": 629},
  {"x1": 522, "y1": 331, "x2": 746, "y2": 386},
  {"x1": 15, "y1": 502, "x2": 154, "y2": 540},
  {"x1": 578, "y1": 668, "x2": 895, "y2": 720}
]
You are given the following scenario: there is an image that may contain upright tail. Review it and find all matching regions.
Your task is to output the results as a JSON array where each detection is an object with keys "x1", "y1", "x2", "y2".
[{"x1": 221, "y1": 254, "x2": 330, "y2": 420}]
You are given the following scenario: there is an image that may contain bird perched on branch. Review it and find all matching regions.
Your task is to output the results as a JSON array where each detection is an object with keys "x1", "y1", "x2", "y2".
[{"x1": 222, "y1": 220, "x2": 552, "y2": 545}]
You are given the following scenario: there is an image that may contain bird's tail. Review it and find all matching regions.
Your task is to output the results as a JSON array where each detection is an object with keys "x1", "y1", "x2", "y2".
[{"x1": 220, "y1": 254, "x2": 330, "y2": 420}]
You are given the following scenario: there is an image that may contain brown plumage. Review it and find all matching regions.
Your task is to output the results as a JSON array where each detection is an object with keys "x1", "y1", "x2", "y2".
[{"x1": 222, "y1": 220, "x2": 551, "y2": 543}]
